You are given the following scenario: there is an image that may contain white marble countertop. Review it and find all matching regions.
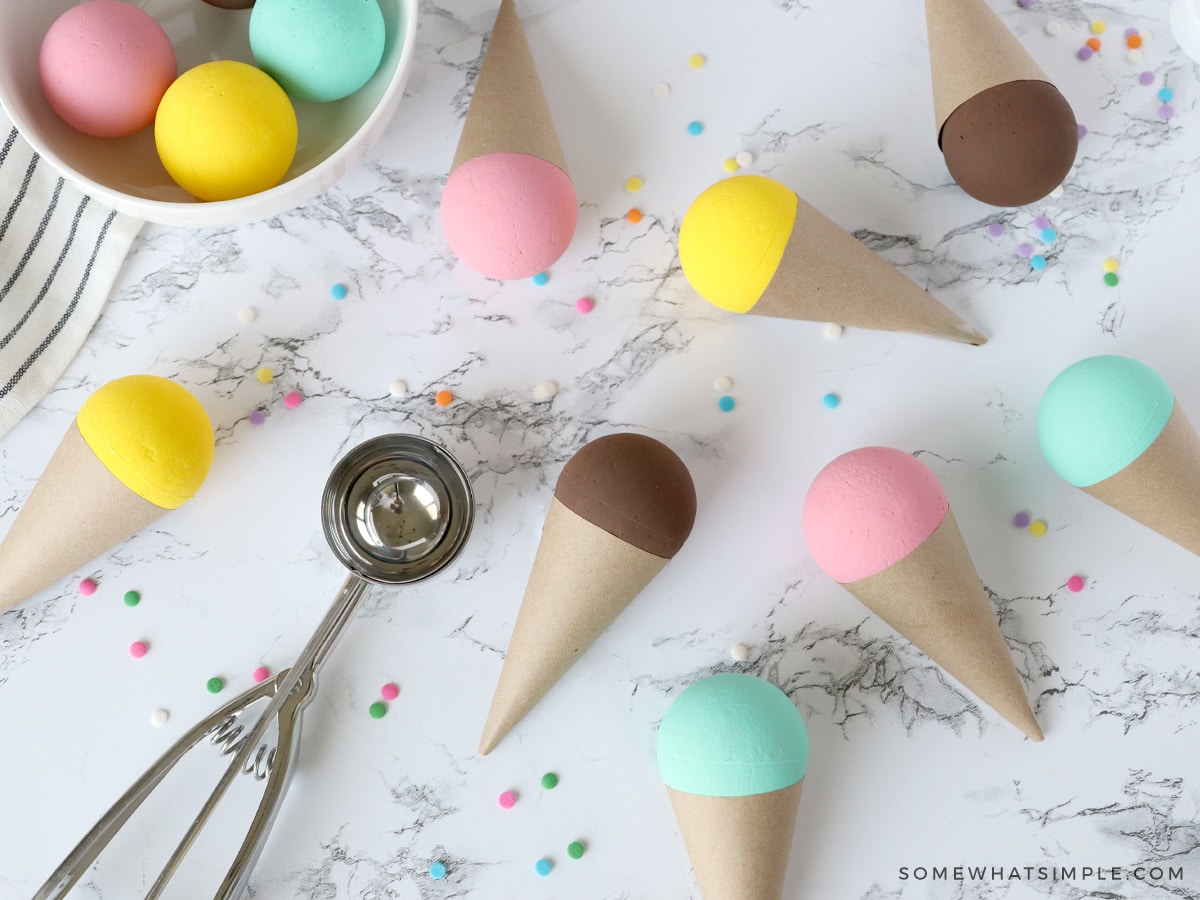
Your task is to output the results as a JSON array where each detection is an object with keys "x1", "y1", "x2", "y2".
[{"x1": 3, "y1": 0, "x2": 1200, "y2": 897}]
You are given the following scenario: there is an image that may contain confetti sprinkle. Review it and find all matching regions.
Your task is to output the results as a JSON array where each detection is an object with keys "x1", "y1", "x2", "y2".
[
  {"x1": 987, "y1": 222, "x2": 1005, "y2": 237},
  {"x1": 1034, "y1": 215, "x2": 1050, "y2": 229},
  {"x1": 652, "y1": 81, "x2": 671, "y2": 98},
  {"x1": 1124, "y1": 27, "x2": 1139, "y2": 39},
  {"x1": 1127, "y1": 48, "x2": 1143, "y2": 63},
  {"x1": 1141, "y1": 29, "x2": 1155, "y2": 45},
  {"x1": 256, "y1": 367, "x2": 274, "y2": 384},
  {"x1": 435, "y1": 390, "x2": 454, "y2": 407},
  {"x1": 249, "y1": 410, "x2": 266, "y2": 427},
  {"x1": 283, "y1": 391, "x2": 302, "y2": 409},
  {"x1": 499, "y1": 791, "x2": 518, "y2": 809},
  {"x1": 541, "y1": 772, "x2": 559, "y2": 790},
  {"x1": 567, "y1": 842, "x2": 586, "y2": 860},
  {"x1": 1049, "y1": 184, "x2": 1065, "y2": 198},
  {"x1": 535, "y1": 859, "x2": 553, "y2": 877},
  {"x1": 576, "y1": 296, "x2": 594, "y2": 314},
  {"x1": 1159, "y1": 87, "x2": 1175, "y2": 103},
  {"x1": 429, "y1": 862, "x2": 448, "y2": 880},
  {"x1": 150, "y1": 708, "x2": 169, "y2": 727},
  {"x1": 129, "y1": 641, "x2": 148, "y2": 659},
  {"x1": 1104, "y1": 272, "x2": 1119, "y2": 286},
  {"x1": 381, "y1": 682, "x2": 399, "y2": 701},
  {"x1": 1040, "y1": 227, "x2": 1057, "y2": 243},
  {"x1": 1031, "y1": 254, "x2": 1047, "y2": 270},
  {"x1": 713, "y1": 376, "x2": 733, "y2": 392},
  {"x1": 1159, "y1": 104, "x2": 1175, "y2": 120},
  {"x1": 124, "y1": 590, "x2": 141, "y2": 607},
  {"x1": 730, "y1": 642, "x2": 750, "y2": 662},
  {"x1": 237, "y1": 306, "x2": 257, "y2": 323},
  {"x1": 1017, "y1": 0, "x2": 1032, "y2": 7},
  {"x1": 822, "y1": 392, "x2": 840, "y2": 409},
  {"x1": 823, "y1": 323, "x2": 843, "y2": 340},
  {"x1": 1086, "y1": 37, "x2": 1102, "y2": 52},
  {"x1": 1012, "y1": 511, "x2": 1032, "y2": 528},
  {"x1": 1127, "y1": 34, "x2": 1143, "y2": 49},
  {"x1": 206, "y1": 677, "x2": 225, "y2": 694},
  {"x1": 718, "y1": 395, "x2": 735, "y2": 412},
  {"x1": 532, "y1": 271, "x2": 549, "y2": 286},
  {"x1": 389, "y1": 379, "x2": 408, "y2": 397},
  {"x1": 687, "y1": 120, "x2": 704, "y2": 136},
  {"x1": 1139, "y1": 71, "x2": 1155, "y2": 85},
  {"x1": 1029, "y1": 519, "x2": 1049, "y2": 538},
  {"x1": 722, "y1": 157, "x2": 739, "y2": 173},
  {"x1": 1090, "y1": 20, "x2": 1106, "y2": 34},
  {"x1": 688, "y1": 53, "x2": 706, "y2": 69},
  {"x1": 330, "y1": 283, "x2": 348, "y2": 300},
  {"x1": 252, "y1": 666, "x2": 270, "y2": 683},
  {"x1": 79, "y1": 578, "x2": 98, "y2": 597},
  {"x1": 368, "y1": 701, "x2": 388, "y2": 719},
  {"x1": 735, "y1": 151, "x2": 754, "y2": 167},
  {"x1": 626, "y1": 208, "x2": 644, "y2": 224},
  {"x1": 1077, "y1": 46, "x2": 1094, "y2": 61},
  {"x1": 532, "y1": 381, "x2": 559, "y2": 402},
  {"x1": 1017, "y1": 243, "x2": 1033, "y2": 258},
  {"x1": 1045, "y1": 21, "x2": 1061, "y2": 36},
  {"x1": 1103, "y1": 257, "x2": 1120, "y2": 272},
  {"x1": 624, "y1": 176, "x2": 644, "y2": 193},
  {"x1": 1077, "y1": 123, "x2": 1088, "y2": 139},
  {"x1": 1067, "y1": 574, "x2": 1085, "y2": 592}
]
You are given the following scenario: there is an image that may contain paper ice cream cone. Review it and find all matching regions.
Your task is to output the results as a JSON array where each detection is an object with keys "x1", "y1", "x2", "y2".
[
  {"x1": 0, "y1": 375, "x2": 214, "y2": 613},
  {"x1": 667, "y1": 784, "x2": 803, "y2": 900},
  {"x1": 925, "y1": 0, "x2": 1076, "y2": 206},
  {"x1": 845, "y1": 511, "x2": 1043, "y2": 740},
  {"x1": 679, "y1": 175, "x2": 985, "y2": 345},
  {"x1": 440, "y1": 0, "x2": 577, "y2": 280},
  {"x1": 451, "y1": 0, "x2": 566, "y2": 174},
  {"x1": 657, "y1": 674, "x2": 809, "y2": 900},
  {"x1": 803, "y1": 447, "x2": 1042, "y2": 741},
  {"x1": 479, "y1": 433, "x2": 696, "y2": 755},
  {"x1": 1040, "y1": 354, "x2": 1200, "y2": 557}
]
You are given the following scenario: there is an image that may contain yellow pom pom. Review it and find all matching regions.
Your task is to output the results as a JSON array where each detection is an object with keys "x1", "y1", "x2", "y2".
[
  {"x1": 678, "y1": 175, "x2": 798, "y2": 314},
  {"x1": 155, "y1": 61, "x2": 297, "y2": 202},
  {"x1": 77, "y1": 376, "x2": 214, "y2": 510}
]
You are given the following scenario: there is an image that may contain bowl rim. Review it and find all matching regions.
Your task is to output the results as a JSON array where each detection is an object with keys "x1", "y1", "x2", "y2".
[{"x1": 0, "y1": 0, "x2": 419, "y2": 228}]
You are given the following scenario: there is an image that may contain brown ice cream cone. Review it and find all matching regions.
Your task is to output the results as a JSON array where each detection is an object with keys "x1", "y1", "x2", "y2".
[
  {"x1": 451, "y1": 0, "x2": 567, "y2": 174},
  {"x1": 843, "y1": 510, "x2": 1043, "y2": 740},
  {"x1": 752, "y1": 194, "x2": 986, "y2": 345},
  {"x1": 925, "y1": 0, "x2": 1050, "y2": 135},
  {"x1": 478, "y1": 498, "x2": 669, "y2": 755},
  {"x1": 0, "y1": 421, "x2": 165, "y2": 612},
  {"x1": 1083, "y1": 405, "x2": 1200, "y2": 557},
  {"x1": 667, "y1": 781, "x2": 803, "y2": 900}
]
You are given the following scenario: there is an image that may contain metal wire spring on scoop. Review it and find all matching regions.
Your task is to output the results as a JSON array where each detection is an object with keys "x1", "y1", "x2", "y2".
[{"x1": 35, "y1": 435, "x2": 474, "y2": 900}]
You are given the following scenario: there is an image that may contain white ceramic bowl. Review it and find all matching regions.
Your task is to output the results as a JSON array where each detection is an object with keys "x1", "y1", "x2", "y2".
[{"x1": 0, "y1": 0, "x2": 417, "y2": 227}]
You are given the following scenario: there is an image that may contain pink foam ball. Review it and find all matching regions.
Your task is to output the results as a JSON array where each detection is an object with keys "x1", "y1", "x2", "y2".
[{"x1": 40, "y1": 0, "x2": 177, "y2": 138}]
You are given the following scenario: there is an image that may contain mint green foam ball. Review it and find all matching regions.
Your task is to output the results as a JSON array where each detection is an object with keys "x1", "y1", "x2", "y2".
[
  {"x1": 656, "y1": 673, "x2": 809, "y2": 798},
  {"x1": 250, "y1": 0, "x2": 386, "y2": 103},
  {"x1": 1038, "y1": 355, "x2": 1174, "y2": 488}
]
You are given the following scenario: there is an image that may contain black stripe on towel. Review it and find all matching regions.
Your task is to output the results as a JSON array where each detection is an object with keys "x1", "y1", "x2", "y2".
[{"x1": 0, "y1": 177, "x2": 63, "y2": 311}]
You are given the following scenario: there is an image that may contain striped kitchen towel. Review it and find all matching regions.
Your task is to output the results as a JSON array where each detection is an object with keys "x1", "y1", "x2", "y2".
[{"x1": 0, "y1": 107, "x2": 143, "y2": 439}]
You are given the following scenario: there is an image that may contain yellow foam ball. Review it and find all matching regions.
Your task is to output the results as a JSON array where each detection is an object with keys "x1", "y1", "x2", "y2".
[
  {"x1": 678, "y1": 175, "x2": 798, "y2": 314},
  {"x1": 155, "y1": 61, "x2": 297, "y2": 202},
  {"x1": 77, "y1": 375, "x2": 215, "y2": 510}
]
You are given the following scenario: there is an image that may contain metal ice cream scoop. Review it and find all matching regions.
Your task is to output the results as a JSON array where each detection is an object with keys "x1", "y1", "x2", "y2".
[{"x1": 36, "y1": 433, "x2": 474, "y2": 900}]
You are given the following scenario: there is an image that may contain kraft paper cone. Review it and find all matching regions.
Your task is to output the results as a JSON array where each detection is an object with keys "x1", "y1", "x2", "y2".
[
  {"x1": 667, "y1": 781, "x2": 803, "y2": 900},
  {"x1": 926, "y1": 0, "x2": 1051, "y2": 135},
  {"x1": 752, "y1": 195, "x2": 986, "y2": 345},
  {"x1": 479, "y1": 498, "x2": 668, "y2": 755},
  {"x1": 1083, "y1": 405, "x2": 1200, "y2": 557},
  {"x1": 844, "y1": 510, "x2": 1042, "y2": 740},
  {"x1": 0, "y1": 421, "x2": 165, "y2": 612},
  {"x1": 451, "y1": 0, "x2": 568, "y2": 174}
]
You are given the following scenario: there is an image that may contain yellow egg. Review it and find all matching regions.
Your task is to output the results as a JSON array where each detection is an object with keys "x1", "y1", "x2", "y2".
[
  {"x1": 154, "y1": 61, "x2": 297, "y2": 202},
  {"x1": 76, "y1": 375, "x2": 215, "y2": 510},
  {"x1": 678, "y1": 175, "x2": 798, "y2": 314}
]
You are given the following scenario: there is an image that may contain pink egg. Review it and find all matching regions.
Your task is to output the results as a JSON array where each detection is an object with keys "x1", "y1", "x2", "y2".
[{"x1": 39, "y1": 0, "x2": 177, "y2": 138}]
